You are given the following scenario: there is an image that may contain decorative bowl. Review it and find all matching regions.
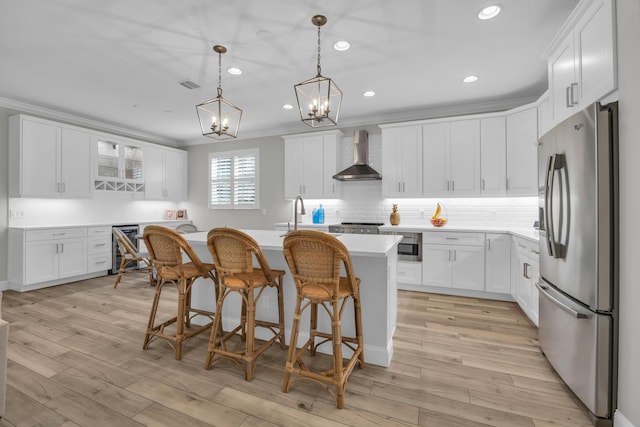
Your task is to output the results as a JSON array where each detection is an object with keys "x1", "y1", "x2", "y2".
[{"x1": 431, "y1": 218, "x2": 448, "y2": 227}]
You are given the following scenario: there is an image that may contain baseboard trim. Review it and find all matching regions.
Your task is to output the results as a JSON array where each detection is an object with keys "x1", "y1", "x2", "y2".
[
  {"x1": 0, "y1": 280, "x2": 8, "y2": 292},
  {"x1": 615, "y1": 410, "x2": 636, "y2": 427}
]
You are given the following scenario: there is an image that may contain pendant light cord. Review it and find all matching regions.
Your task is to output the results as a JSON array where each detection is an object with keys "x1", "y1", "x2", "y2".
[
  {"x1": 316, "y1": 24, "x2": 322, "y2": 77},
  {"x1": 217, "y1": 49, "x2": 223, "y2": 97}
]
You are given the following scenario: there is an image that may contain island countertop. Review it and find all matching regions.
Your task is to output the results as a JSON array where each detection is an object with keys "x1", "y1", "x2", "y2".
[{"x1": 182, "y1": 229, "x2": 402, "y2": 257}]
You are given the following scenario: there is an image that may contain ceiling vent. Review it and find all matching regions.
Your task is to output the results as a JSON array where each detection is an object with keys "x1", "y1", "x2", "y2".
[{"x1": 178, "y1": 80, "x2": 200, "y2": 89}]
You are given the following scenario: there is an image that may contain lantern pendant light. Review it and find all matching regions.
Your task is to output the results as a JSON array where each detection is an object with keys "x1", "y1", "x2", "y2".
[
  {"x1": 294, "y1": 15, "x2": 342, "y2": 128},
  {"x1": 196, "y1": 45, "x2": 242, "y2": 139}
]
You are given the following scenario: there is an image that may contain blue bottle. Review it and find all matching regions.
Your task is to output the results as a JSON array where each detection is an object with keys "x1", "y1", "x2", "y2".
[
  {"x1": 312, "y1": 208, "x2": 319, "y2": 224},
  {"x1": 318, "y1": 204, "x2": 325, "y2": 224}
]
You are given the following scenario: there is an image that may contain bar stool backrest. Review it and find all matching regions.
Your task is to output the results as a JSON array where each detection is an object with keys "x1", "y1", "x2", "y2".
[
  {"x1": 207, "y1": 228, "x2": 274, "y2": 280},
  {"x1": 143, "y1": 225, "x2": 207, "y2": 277},
  {"x1": 283, "y1": 230, "x2": 359, "y2": 299}
]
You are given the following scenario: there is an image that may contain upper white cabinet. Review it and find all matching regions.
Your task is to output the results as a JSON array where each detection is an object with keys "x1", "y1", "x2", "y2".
[
  {"x1": 546, "y1": 0, "x2": 616, "y2": 125},
  {"x1": 283, "y1": 130, "x2": 342, "y2": 199},
  {"x1": 480, "y1": 117, "x2": 507, "y2": 195},
  {"x1": 144, "y1": 146, "x2": 188, "y2": 201},
  {"x1": 423, "y1": 120, "x2": 480, "y2": 197},
  {"x1": 9, "y1": 115, "x2": 92, "y2": 198},
  {"x1": 94, "y1": 139, "x2": 145, "y2": 193},
  {"x1": 506, "y1": 107, "x2": 538, "y2": 196},
  {"x1": 381, "y1": 125, "x2": 423, "y2": 197}
]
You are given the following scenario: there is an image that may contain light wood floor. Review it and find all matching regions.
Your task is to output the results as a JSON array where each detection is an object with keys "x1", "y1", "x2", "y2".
[{"x1": 0, "y1": 274, "x2": 594, "y2": 427}]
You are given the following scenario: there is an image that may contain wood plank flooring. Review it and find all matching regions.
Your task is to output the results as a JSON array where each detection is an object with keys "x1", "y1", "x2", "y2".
[{"x1": 0, "y1": 275, "x2": 595, "y2": 426}]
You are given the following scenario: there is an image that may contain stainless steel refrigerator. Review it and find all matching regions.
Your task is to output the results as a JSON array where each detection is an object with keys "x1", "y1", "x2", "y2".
[{"x1": 537, "y1": 101, "x2": 618, "y2": 425}]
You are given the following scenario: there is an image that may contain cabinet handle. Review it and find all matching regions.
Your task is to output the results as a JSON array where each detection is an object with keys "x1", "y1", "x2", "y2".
[
  {"x1": 446, "y1": 181, "x2": 450, "y2": 191},
  {"x1": 453, "y1": 249, "x2": 457, "y2": 262},
  {"x1": 95, "y1": 260, "x2": 107, "y2": 264},
  {"x1": 52, "y1": 232, "x2": 67, "y2": 236},
  {"x1": 531, "y1": 248, "x2": 540, "y2": 255},
  {"x1": 402, "y1": 182, "x2": 405, "y2": 192},
  {"x1": 566, "y1": 86, "x2": 573, "y2": 108},
  {"x1": 482, "y1": 179, "x2": 486, "y2": 191},
  {"x1": 451, "y1": 181, "x2": 455, "y2": 192},
  {"x1": 506, "y1": 178, "x2": 510, "y2": 190},
  {"x1": 398, "y1": 182, "x2": 401, "y2": 192},
  {"x1": 60, "y1": 243, "x2": 64, "y2": 253},
  {"x1": 570, "y1": 83, "x2": 579, "y2": 106},
  {"x1": 55, "y1": 243, "x2": 59, "y2": 254},
  {"x1": 445, "y1": 237, "x2": 459, "y2": 240},
  {"x1": 95, "y1": 243, "x2": 107, "y2": 247},
  {"x1": 523, "y1": 262, "x2": 530, "y2": 279},
  {"x1": 448, "y1": 249, "x2": 452, "y2": 261},
  {"x1": 487, "y1": 239, "x2": 491, "y2": 251},
  {"x1": 62, "y1": 183, "x2": 66, "y2": 193}
]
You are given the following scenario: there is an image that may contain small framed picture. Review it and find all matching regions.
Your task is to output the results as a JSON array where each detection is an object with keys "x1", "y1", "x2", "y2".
[
  {"x1": 176, "y1": 209, "x2": 187, "y2": 220},
  {"x1": 164, "y1": 209, "x2": 175, "y2": 220}
]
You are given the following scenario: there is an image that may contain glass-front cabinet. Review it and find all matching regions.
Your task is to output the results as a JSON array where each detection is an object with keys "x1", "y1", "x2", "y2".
[{"x1": 95, "y1": 139, "x2": 144, "y2": 193}]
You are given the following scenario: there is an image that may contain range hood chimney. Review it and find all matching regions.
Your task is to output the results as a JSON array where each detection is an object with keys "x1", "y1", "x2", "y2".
[{"x1": 332, "y1": 130, "x2": 382, "y2": 181}]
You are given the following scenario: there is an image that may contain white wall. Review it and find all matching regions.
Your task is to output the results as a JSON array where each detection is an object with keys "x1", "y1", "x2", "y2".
[{"x1": 615, "y1": 0, "x2": 640, "y2": 425}]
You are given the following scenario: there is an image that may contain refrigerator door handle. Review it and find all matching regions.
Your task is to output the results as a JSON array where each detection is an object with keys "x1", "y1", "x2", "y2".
[
  {"x1": 536, "y1": 281, "x2": 590, "y2": 319},
  {"x1": 545, "y1": 153, "x2": 567, "y2": 259}
]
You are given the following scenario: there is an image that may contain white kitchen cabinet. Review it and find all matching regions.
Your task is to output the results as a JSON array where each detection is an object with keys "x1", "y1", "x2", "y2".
[
  {"x1": 546, "y1": 0, "x2": 616, "y2": 125},
  {"x1": 480, "y1": 117, "x2": 506, "y2": 195},
  {"x1": 422, "y1": 232, "x2": 485, "y2": 291},
  {"x1": 537, "y1": 91, "x2": 553, "y2": 138},
  {"x1": 485, "y1": 233, "x2": 511, "y2": 294},
  {"x1": 396, "y1": 261, "x2": 422, "y2": 286},
  {"x1": 144, "y1": 146, "x2": 188, "y2": 201},
  {"x1": 87, "y1": 226, "x2": 112, "y2": 273},
  {"x1": 511, "y1": 236, "x2": 540, "y2": 326},
  {"x1": 506, "y1": 107, "x2": 538, "y2": 196},
  {"x1": 94, "y1": 138, "x2": 145, "y2": 193},
  {"x1": 283, "y1": 130, "x2": 342, "y2": 199},
  {"x1": 8, "y1": 115, "x2": 92, "y2": 198},
  {"x1": 24, "y1": 228, "x2": 87, "y2": 285},
  {"x1": 423, "y1": 120, "x2": 480, "y2": 197},
  {"x1": 381, "y1": 125, "x2": 423, "y2": 197}
]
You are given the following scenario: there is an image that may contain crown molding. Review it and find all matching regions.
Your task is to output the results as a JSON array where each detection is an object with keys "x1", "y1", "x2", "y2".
[{"x1": 0, "y1": 96, "x2": 180, "y2": 147}]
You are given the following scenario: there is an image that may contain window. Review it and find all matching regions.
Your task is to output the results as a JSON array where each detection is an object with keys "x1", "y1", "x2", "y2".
[{"x1": 209, "y1": 148, "x2": 259, "y2": 209}]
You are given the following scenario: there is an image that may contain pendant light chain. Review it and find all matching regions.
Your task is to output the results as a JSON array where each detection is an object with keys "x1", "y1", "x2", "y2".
[
  {"x1": 316, "y1": 24, "x2": 322, "y2": 77},
  {"x1": 217, "y1": 49, "x2": 223, "y2": 97}
]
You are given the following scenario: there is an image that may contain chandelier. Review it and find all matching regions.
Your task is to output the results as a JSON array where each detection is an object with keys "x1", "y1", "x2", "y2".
[
  {"x1": 196, "y1": 45, "x2": 242, "y2": 139},
  {"x1": 294, "y1": 15, "x2": 343, "y2": 128}
]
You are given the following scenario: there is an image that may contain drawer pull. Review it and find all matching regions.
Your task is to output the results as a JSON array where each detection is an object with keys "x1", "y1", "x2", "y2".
[
  {"x1": 445, "y1": 237, "x2": 459, "y2": 240},
  {"x1": 52, "y1": 232, "x2": 67, "y2": 236}
]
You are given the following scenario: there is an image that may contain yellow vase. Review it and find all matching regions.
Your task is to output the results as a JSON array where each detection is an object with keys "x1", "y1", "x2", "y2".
[{"x1": 390, "y1": 204, "x2": 400, "y2": 225}]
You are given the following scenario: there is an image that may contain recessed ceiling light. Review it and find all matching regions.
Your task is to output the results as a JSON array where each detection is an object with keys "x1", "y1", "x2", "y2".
[
  {"x1": 227, "y1": 67, "x2": 242, "y2": 75},
  {"x1": 282, "y1": 104, "x2": 294, "y2": 110},
  {"x1": 478, "y1": 4, "x2": 502, "y2": 20},
  {"x1": 363, "y1": 91, "x2": 376, "y2": 97},
  {"x1": 463, "y1": 75, "x2": 479, "y2": 83},
  {"x1": 333, "y1": 40, "x2": 351, "y2": 51}
]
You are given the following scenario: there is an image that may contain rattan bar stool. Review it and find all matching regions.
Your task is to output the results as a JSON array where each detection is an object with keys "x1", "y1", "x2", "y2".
[
  {"x1": 143, "y1": 225, "x2": 219, "y2": 360},
  {"x1": 112, "y1": 227, "x2": 154, "y2": 288},
  {"x1": 205, "y1": 228, "x2": 285, "y2": 381},
  {"x1": 282, "y1": 230, "x2": 365, "y2": 409}
]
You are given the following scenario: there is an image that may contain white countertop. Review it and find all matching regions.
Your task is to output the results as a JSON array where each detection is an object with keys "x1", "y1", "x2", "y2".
[
  {"x1": 183, "y1": 229, "x2": 402, "y2": 258},
  {"x1": 9, "y1": 219, "x2": 193, "y2": 230},
  {"x1": 379, "y1": 224, "x2": 539, "y2": 242}
]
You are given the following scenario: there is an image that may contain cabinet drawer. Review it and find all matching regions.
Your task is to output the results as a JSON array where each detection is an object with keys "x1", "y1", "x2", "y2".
[
  {"x1": 514, "y1": 237, "x2": 539, "y2": 259},
  {"x1": 26, "y1": 227, "x2": 86, "y2": 241},
  {"x1": 397, "y1": 261, "x2": 422, "y2": 285},
  {"x1": 423, "y1": 231, "x2": 485, "y2": 246},
  {"x1": 88, "y1": 226, "x2": 111, "y2": 237},
  {"x1": 88, "y1": 236, "x2": 111, "y2": 255},
  {"x1": 88, "y1": 253, "x2": 112, "y2": 273}
]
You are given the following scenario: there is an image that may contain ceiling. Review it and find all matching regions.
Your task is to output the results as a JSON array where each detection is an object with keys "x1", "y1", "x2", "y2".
[{"x1": 0, "y1": 0, "x2": 579, "y2": 146}]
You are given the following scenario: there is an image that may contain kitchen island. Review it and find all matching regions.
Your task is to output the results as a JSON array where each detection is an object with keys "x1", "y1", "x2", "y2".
[{"x1": 183, "y1": 229, "x2": 402, "y2": 367}]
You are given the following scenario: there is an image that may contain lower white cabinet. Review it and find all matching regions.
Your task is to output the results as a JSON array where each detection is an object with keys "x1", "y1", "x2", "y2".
[
  {"x1": 24, "y1": 228, "x2": 87, "y2": 285},
  {"x1": 511, "y1": 236, "x2": 540, "y2": 326},
  {"x1": 87, "y1": 226, "x2": 113, "y2": 273},
  {"x1": 396, "y1": 261, "x2": 422, "y2": 286},
  {"x1": 485, "y1": 233, "x2": 511, "y2": 294},
  {"x1": 8, "y1": 226, "x2": 112, "y2": 291},
  {"x1": 422, "y1": 232, "x2": 485, "y2": 291}
]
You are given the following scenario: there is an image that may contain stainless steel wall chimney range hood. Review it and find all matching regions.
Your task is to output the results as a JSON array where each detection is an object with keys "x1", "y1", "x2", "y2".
[{"x1": 332, "y1": 130, "x2": 382, "y2": 181}]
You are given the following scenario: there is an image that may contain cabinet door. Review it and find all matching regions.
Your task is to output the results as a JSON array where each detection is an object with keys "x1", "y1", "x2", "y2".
[
  {"x1": 422, "y1": 123, "x2": 450, "y2": 196},
  {"x1": 322, "y1": 135, "x2": 341, "y2": 198},
  {"x1": 506, "y1": 108, "x2": 538, "y2": 196},
  {"x1": 300, "y1": 136, "x2": 324, "y2": 198},
  {"x1": 449, "y1": 120, "x2": 480, "y2": 195},
  {"x1": 575, "y1": 0, "x2": 616, "y2": 107},
  {"x1": 399, "y1": 126, "x2": 423, "y2": 197},
  {"x1": 25, "y1": 241, "x2": 59, "y2": 284},
  {"x1": 528, "y1": 260, "x2": 540, "y2": 327},
  {"x1": 284, "y1": 137, "x2": 305, "y2": 198},
  {"x1": 451, "y1": 245, "x2": 485, "y2": 291},
  {"x1": 422, "y1": 244, "x2": 452, "y2": 288},
  {"x1": 549, "y1": 36, "x2": 577, "y2": 124},
  {"x1": 485, "y1": 233, "x2": 511, "y2": 294},
  {"x1": 381, "y1": 128, "x2": 402, "y2": 197},
  {"x1": 60, "y1": 128, "x2": 92, "y2": 198},
  {"x1": 480, "y1": 117, "x2": 506, "y2": 195},
  {"x1": 22, "y1": 119, "x2": 61, "y2": 197},
  {"x1": 58, "y1": 238, "x2": 88, "y2": 278},
  {"x1": 164, "y1": 150, "x2": 187, "y2": 200},
  {"x1": 143, "y1": 146, "x2": 165, "y2": 199}
]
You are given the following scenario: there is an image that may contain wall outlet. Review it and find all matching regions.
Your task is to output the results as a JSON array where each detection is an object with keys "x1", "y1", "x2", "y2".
[{"x1": 10, "y1": 209, "x2": 25, "y2": 218}]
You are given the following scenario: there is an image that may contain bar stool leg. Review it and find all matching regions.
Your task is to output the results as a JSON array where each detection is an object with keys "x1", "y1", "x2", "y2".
[
  {"x1": 332, "y1": 298, "x2": 345, "y2": 409},
  {"x1": 354, "y1": 295, "x2": 365, "y2": 368},
  {"x1": 283, "y1": 294, "x2": 304, "y2": 392},
  {"x1": 205, "y1": 287, "x2": 227, "y2": 369},
  {"x1": 175, "y1": 280, "x2": 186, "y2": 360},
  {"x1": 309, "y1": 302, "x2": 318, "y2": 356},
  {"x1": 143, "y1": 280, "x2": 164, "y2": 349}
]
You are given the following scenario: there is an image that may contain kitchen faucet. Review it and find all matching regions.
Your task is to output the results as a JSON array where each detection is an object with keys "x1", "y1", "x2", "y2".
[{"x1": 293, "y1": 195, "x2": 306, "y2": 231}]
